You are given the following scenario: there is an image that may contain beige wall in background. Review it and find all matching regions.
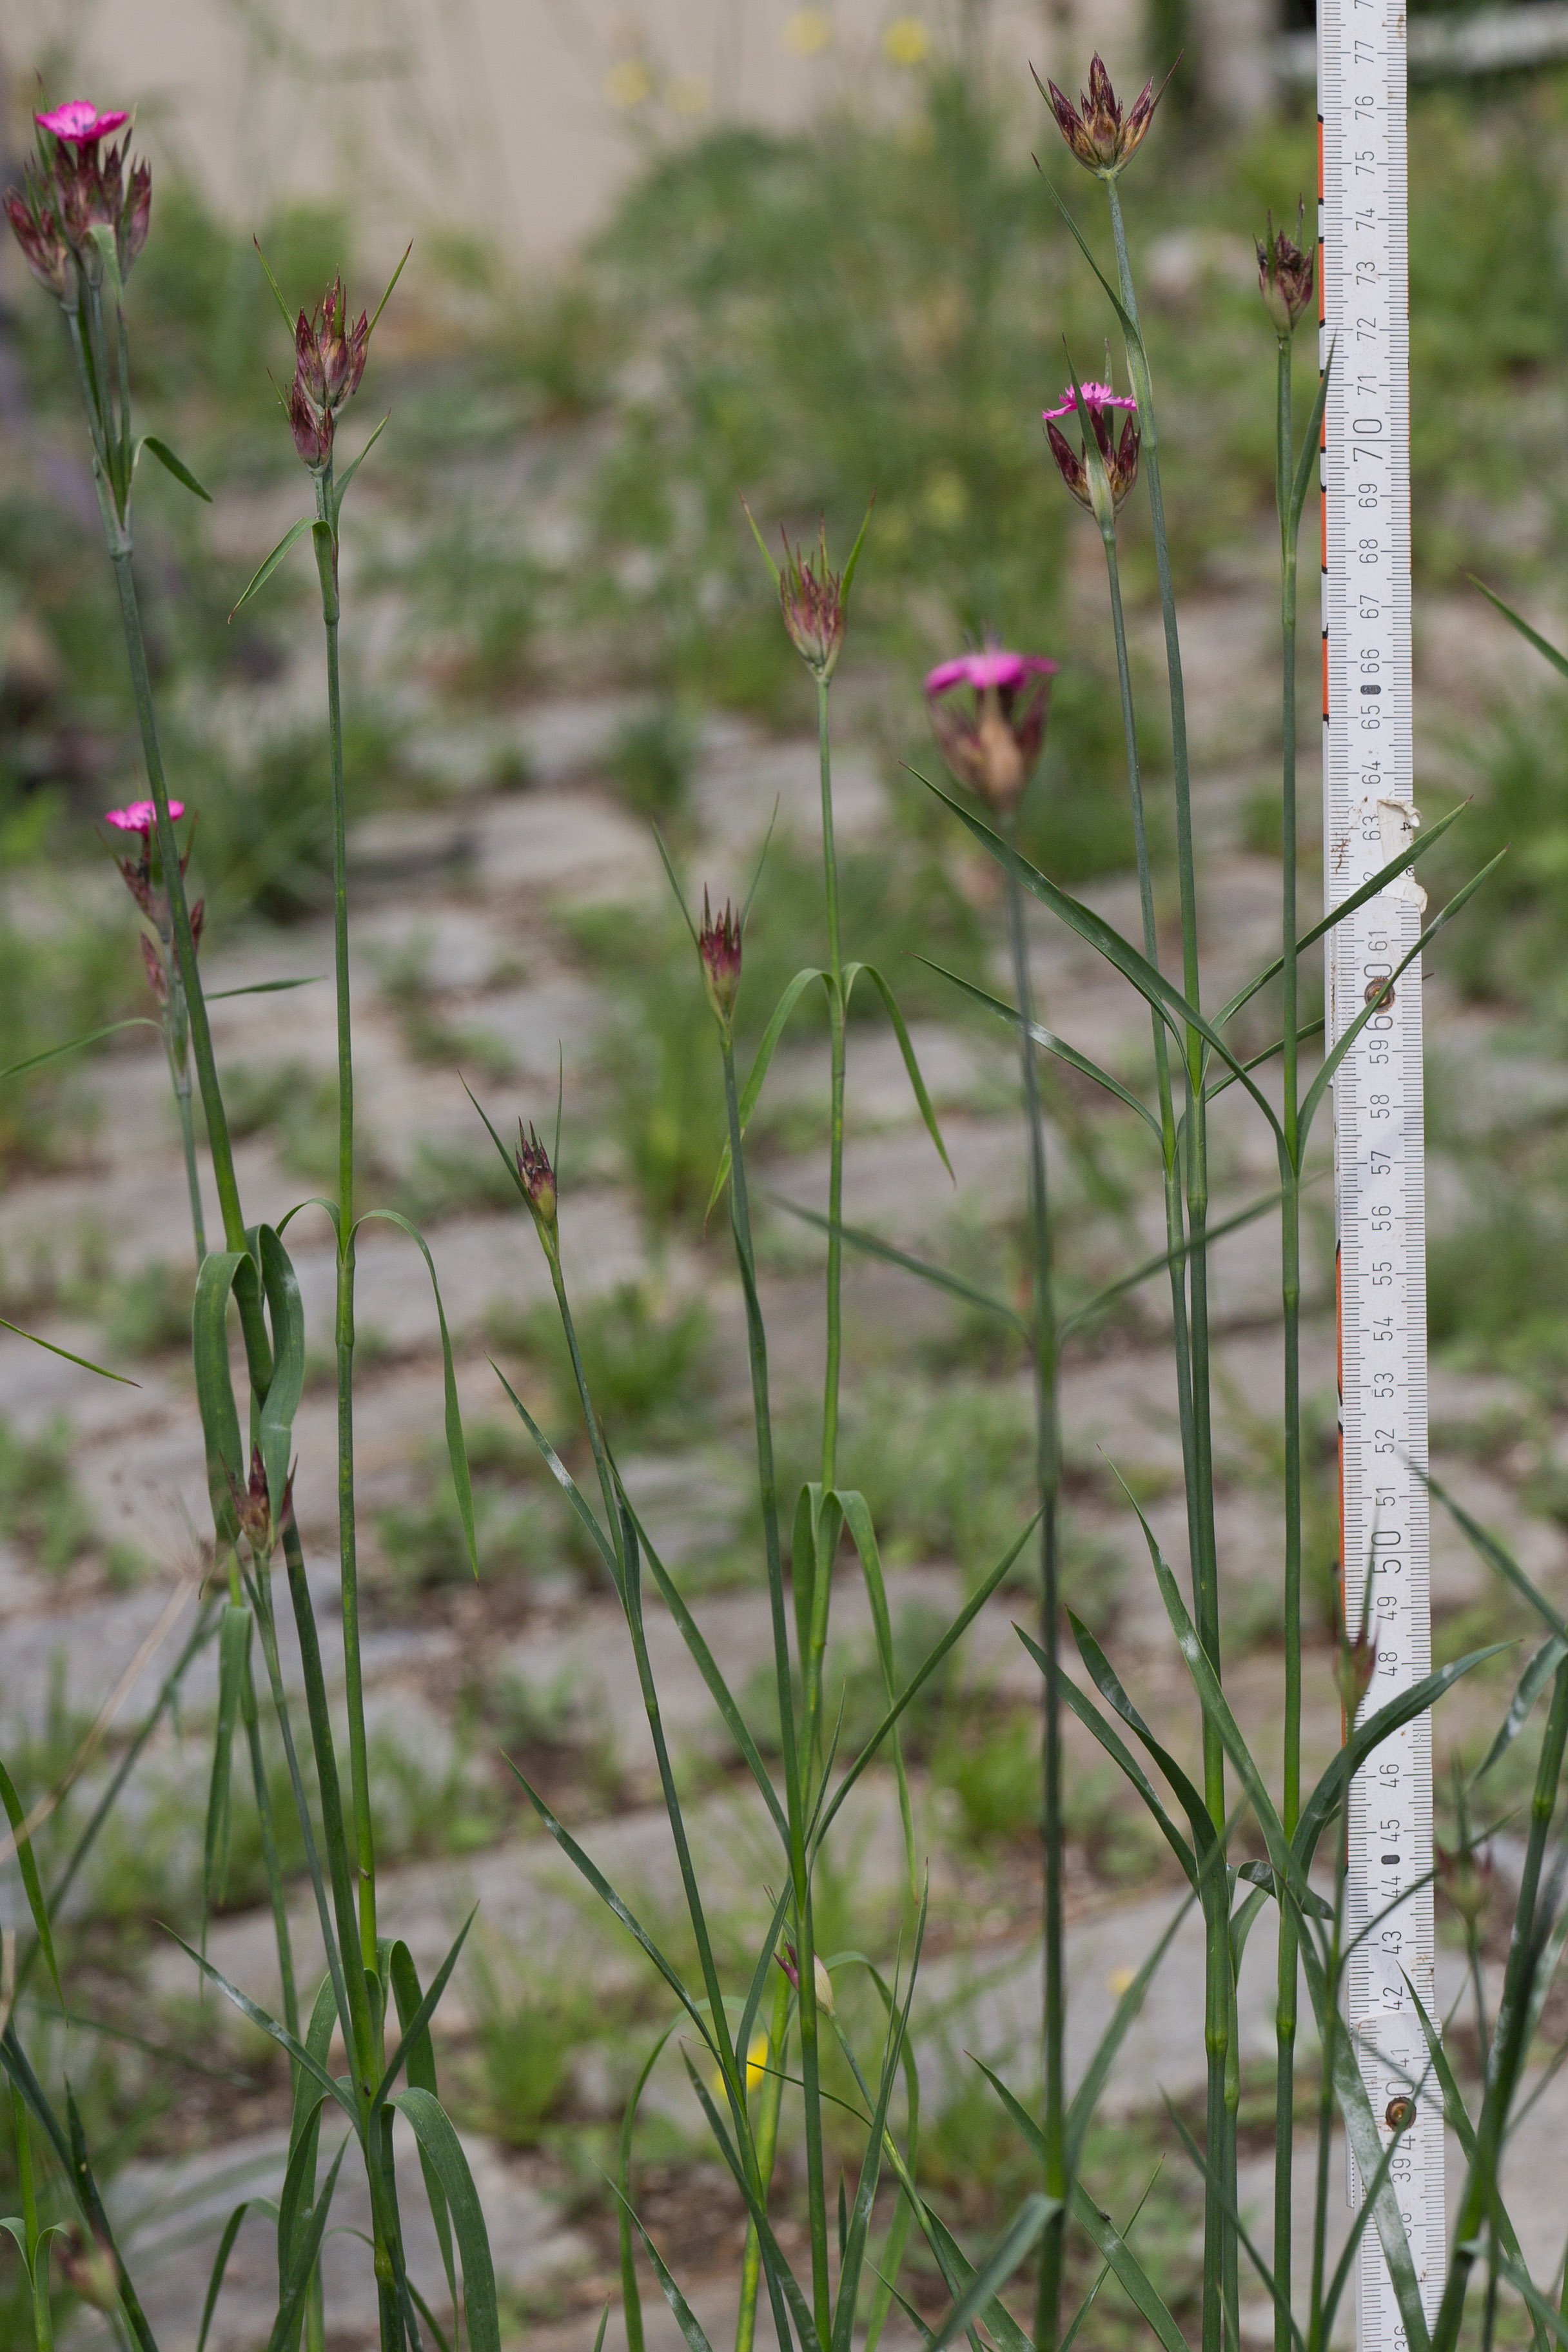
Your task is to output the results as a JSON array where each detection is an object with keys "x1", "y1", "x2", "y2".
[{"x1": 8, "y1": 0, "x2": 1153, "y2": 262}]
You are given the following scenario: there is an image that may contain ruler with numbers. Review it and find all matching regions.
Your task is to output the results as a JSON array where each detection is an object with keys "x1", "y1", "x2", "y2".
[{"x1": 1319, "y1": 0, "x2": 1444, "y2": 2342}]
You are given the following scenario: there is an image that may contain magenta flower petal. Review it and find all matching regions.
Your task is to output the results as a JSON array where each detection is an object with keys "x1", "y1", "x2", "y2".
[
  {"x1": 105, "y1": 799, "x2": 183, "y2": 832},
  {"x1": 35, "y1": 101, "x2": 130, "y2": 145},
  {"x1": 1041, "y1": 380, "x2": 1137, "y2": 423},
  {"x1": 925, "y1": 650, "x2": 1056, "y2": 696}
]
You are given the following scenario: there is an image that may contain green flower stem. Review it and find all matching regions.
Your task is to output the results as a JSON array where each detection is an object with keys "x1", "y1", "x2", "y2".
[
  {"x1": 164, "y1": 984, "x2": 208, "y2": 1264},
  {"x1": 1104, "y1": 173, "x2": 1228, "y2": 2352},
  {"x1": 1274, "y1": 325, "x2": 1304, "y2": 2352},
  {"x1": 12, "y1": 2084, "x2": 54, "y2": 2352},
  {"x1": 813, "y1": 671, "x2": 848, "y2": 1767},
  {"x1": 719, "y1": 1028, "x2": 828, "y2": 2346},
  {"x1": 734, "y1": 1967, "x2": 793, "y2": 2352},
  {"x1": 240, "y1": 1640, "x2": 300, "y2": 2043},
  {"x1": 311, "y1": 469, "x2": 376, "y2": 1985},
  {"x1": 1001, "y1": 815, "x2": 1066, "y2": 2349},
  {"x1": 1308, "y1": 1836, "x2": 1349, "y2": 2351}
]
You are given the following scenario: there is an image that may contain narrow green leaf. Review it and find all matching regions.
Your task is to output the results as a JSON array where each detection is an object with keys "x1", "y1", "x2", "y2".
[
  {"x1": 1046, "y1": 1658, "x2": 1196, "y2": 1886},
  {"x1": 0, "y1": 1759, "x2": 60, "y2": 2003},
  {"x1": 772, "y1": 1195, "x2": 1025, "y2": 1333},
  {"x1": 739, "y1": 494, "x2": 782, "y2": 587},
  {"x1": 1422, "y1": 1465, "x2": 1566, "y2": 1639},
  {"x1": 917, "y1": 2207, "x2": 1033, "y2": 2352},
  {"x1": 813, "y1": 1510, "x2": 1040, "y2": 1851},
  {"x1": 191, "y1": 1247, "x2": 253, "y2": 1542},
  {"x1": 705, "y1": 965, "x2": 827, "y2": 1217},
  {"x1": 228, "y1": 516, "x2": 314, "y2": 622},
  {"x1": 201, "y1": 1605, "x2": 252, "y2": 1952},
  {"x1": 208, "y1": 977, "x2": 324, "y2": 1001},
  {"x1": 1329, "y1": 2029, "x2": 1433, "y2": 2352},
  {"x1": 920, "y1": 772, "x2": 1288, "y2": 1147},
  {"x1": 491, "y1": 1362, "x2": 615, "y2": 1571},
  {"x1": 0, "y1": 1016, "x2": 160, "y2": 1081},
  {"x1": 163, "y1": 1930, "x2": 360, "y2": 2127},
  {"x1": 836, "y1": 1491, "x2": 916, "y2": 1896},
  {"x1": 609, "y1": 2175, "x2": 718, "y2": 2352},
  {"x1": 1475, "y1": 1634, "x2": 1568, "y2": 1783},
  {"x1": 375, "y1": 1910, "x2": 477, "y2": 2110},
  {"x1": 923, "y1": 957, "x2": 1163, "y2": 1138},
  {"x1": 391, "y1": 1945, "x2": 458, "y2": 2334},
  {"x1": 266, "y1": 2136, "x2": 349, "y2": 2352},
  {"x1": 139, "y1": 435, "x2": 213, "y2": 502},
  {"x1": 252, "y1": 237, "x2": 297, "y2": 330},
  {"x1": 1059, "y1": 1185, "x2": 1292, "y2": 1342},
  {"x1": 1213, "y1": 796, "x2": 1469, "y2": 1028},
  {"x1": 1161, "y1": 2095, "x2": 1307, "y2": 2352},
  {"x1": 65, "y1": 2082, "x2": 159, "y2": 2352},
  {"x1": 392, "y1": 2088, "x2": 501, "y2": 2352},
  {"x1": 1470, "y1": 578, "x2": 1568, "y2": 681},
  {"x1": 85, "y1": 224, "x2": 125, "y2": 309},
  {"x1": 1063, "y1": 1889, "x2": 1198, "y2": 2168},
  {"x1": 839, "y1": 495, "x2": 876, "y2": 609},
  {"x1": 1289, "y1": 342, "x2": 1333, "y2": 527},
  {"x1": 355, "y1": 1211, "x2": 476, "y2": 1578},
  {"x1": 1060, "y1": 1611, "x2": 1217, "y2": 1861},
  {"x1": 1298, "y1": 850, "x2": 1508, "y2": 1142},
  {"x1": 367, "y1": 242, "x2": 413, "y2": 340},
  {"x1": 618, "y1": 2019, "x2": 678, "y2": 2352},
  {"x1": 331, "y1": 412, "x2": 389, "y2": 525},
  {"x1": 854, "y1": 964, "x2": 953, "y2": 1177},
  {"x1": 0, "y1": 1318, "x2": 138, "y2": 1386},
  {"x1": 257, "y1": 1227, "x2": 306, "y2": 1533},
  {"x1": 925, "y1": 2197, "x2": 1054, "y2": 2352}
]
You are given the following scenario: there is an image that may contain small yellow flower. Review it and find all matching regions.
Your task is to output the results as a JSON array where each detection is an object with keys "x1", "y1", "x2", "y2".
[
  {"x1": 882, "y1": 16, "x2": 930, "y2": 64},
  {"x1": 667, "y1": 72, "x2": 711, "y2": 113},
  {"x1": 747, "y1": 2030, "x2": 770, "y2": 2091},
  {"x1": 783, "y1": 8, "x2": 834, "y2": 55},
  {"x1": 1106, "y1": 1963, "x2": 1137, "y2": 1997},
  {"x1": 605, "y1": 57, "x2": 653, "y2": 107}
]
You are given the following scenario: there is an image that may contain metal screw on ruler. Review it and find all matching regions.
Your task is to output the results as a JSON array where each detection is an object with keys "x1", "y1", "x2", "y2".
[{"x1": 1320, "y1": 0, "x2": 1444, "y2": 2340}]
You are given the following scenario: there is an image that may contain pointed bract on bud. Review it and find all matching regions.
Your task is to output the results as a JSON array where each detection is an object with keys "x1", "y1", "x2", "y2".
[
  {"x1": 1436, "y1": 1839, "x2": 1493, "y2": 1927},
  {"x1": 4, "y1": 181, "x2": 72, "y2": 297},
  {"x1": 1335, "y1": 1623, "x2": 1378, "y2": 1720},
  {"x1": 925, "y1": 645, "x2": 1057, "y2": 816},
  {"x1": 1257, "y1": 205, "x2": 1315, "y2": 337},
  {"x1": 698, "y1": 891, "x2": 743, "y2": 1030},
  {"x1": 295, "y1": 309, "x2": 328, "y2": 407},
  {"x1": 1042, "y1": 379, "x2": 1140, "y2": 522},
  {"x1": 288, "y1": 377, "x2": 334, "y2": 471},
  {"x1": 516, "y1": 1122, "x2": 559, "y2": 1253},
  {"x1": 779, "y1": 523, "x2": 847, "y2": 680},
  {"x1": 228, "y1": 1442, "x2": 292, "y2": 1560},
  {"x1": 775, "y1": 1943, "x2": 836, "y2": 2014},
  {"x1": 121, "y1": 159, "x2": 152, "y2": 275},
  {"x1": 140, "y1": 931, "x2": 168, "y2": 1006},
  {"x1": 55, "y1": 2227, "x2": 121, "y2": 2314},
  {"x1": 1043, "y1": 53, "x2": 1173, "y2": 179}
]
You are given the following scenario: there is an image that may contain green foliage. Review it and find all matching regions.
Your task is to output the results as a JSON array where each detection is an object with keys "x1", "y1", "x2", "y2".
[
  {"x1": 609, "y1": 705, "x2": 698, "y2": 823},
  {"x1": 488, "y1": 1280, "x2": 714, "y2": 1439},
  {"x1": 1432, "y1": 689, "x2": 1568, "y2": 1017},
  {"x1": 0, "y1": 1417, "x2": 97, "y2": 1573}
]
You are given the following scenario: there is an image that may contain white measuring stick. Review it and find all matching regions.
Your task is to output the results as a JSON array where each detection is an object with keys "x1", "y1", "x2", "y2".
[{"x1": 1319, "y1": 0, "x2": 1444, "y2": 2340}]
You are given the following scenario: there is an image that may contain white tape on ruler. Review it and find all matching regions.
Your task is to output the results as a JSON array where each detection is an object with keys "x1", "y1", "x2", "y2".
[{"x1": 1319, "y1": 0, "x2": 1444, "y2": 2342}]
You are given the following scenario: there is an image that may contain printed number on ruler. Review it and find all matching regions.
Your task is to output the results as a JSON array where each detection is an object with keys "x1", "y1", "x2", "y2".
[{"x1": 1320, "y1": 0, "x2": 1444, "y2": 2336}]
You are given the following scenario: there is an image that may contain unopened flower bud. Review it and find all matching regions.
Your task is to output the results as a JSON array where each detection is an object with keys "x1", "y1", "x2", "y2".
[
  {"x1": 1043, "y1": 54, "x2": 1174, "y2": 180},
  {"x1": 776, "y1": 1942, "x2": 836, "y2": 2014},
  {"x1": 779, "y1": 524, "x2": 846, "y2": 680},
  {"x1": 1335, "y1": 1623, "x2": 1378, "y2": 1720},
  {"x1": 1257, "y1": 205, "x2": 1314, "y2": 338},
  {"x1": 516, "y1": 1124, "x2": 558, "y2": 1252},
  {"x1": 3, "y1": 184, "x2": 72, "y2": 297},
  {"x1": 698, "y1": 892, "x2": 743, "y2": 1030},
  {"x1": 1042, "y1": 379, "x2": 1140, "y2": 524},
  {"x1": 1436, "y1": 1839, "x2": 1493, "y2": 1928},
  {"x1": 288, "y1": 378, "x2": 334, "y2": 471},
  {"x1": 54, "y1": 2227, "x2": 120, "y2": 2314},
  {"x1": 121, "y1": 159, "x2": 152, "y2": 273},
  {"x1": 228, "y1": 1443, "x2": 293, "y2": 1560},
  {"x1": 925, "y1": 646, "x2": 1056, "y2": 816},
  {"x1": 140, "y1": 932, "x2": 168, "y2": 1006},
  {"x1": 295, "y1": 309, "x2": 328, "y2": 407},
  {"x1": 319, "y1": 277, "x2": 369, "y2": 406}
]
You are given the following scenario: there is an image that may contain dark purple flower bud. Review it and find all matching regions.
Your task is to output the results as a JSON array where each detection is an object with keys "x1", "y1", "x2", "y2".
[
  {"x1": 516, "y1": 1122, "x2": 559, "y2": 1255},
  {"x1": 139, "y1": 931, "x2": 168, "y2": 1006},
  {"x1": 698, "y1": 892, "x2": 743, "y2": 1028},
  {"x1": 1042, "y1": 379, "x2": 1141, "y2": 523},
  {"x1": 924, "y1": 646, "x2": 1057, "y2": 816},
  {"x1": 121, "y1": 159, "x2": 152, "y2": 274},
  {"x1": 288, "y1": 377, "x2": 333, "y2": 471},
  {"x1": 318, "y1": 277, "x2": 369, "y2": 407},
  {"x1": 779, "y1": 524, "x2": 847, "y2": 680},
  {"x1": 295, "y1": 309, "x2": 328, "y2": 406},
  {"x1": 227, "y1": 1442, "x2": 293, "y2": 1559},
  {"x1": 3, "y1": 184, "x2": 72, "y2": 297},
  {"x1": 1043, "y1": 54, "x2": 1174, "y2": 179},
  {"x1": 1257, "y1": 204, "x2": 1315, "y2": 338}
]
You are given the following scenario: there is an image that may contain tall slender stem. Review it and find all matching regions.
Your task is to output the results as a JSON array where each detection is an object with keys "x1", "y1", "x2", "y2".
[
  {"x1": 1275, "y1": 326, "x2": 1304, "y2": 2352},
  {"x1": 735, "y1": 1968, "x2": 793, "y2": 2352},
  {"x1": 1003, "y1": 818, "x2": 1065, "y2": 2349},
  {"x1": 719, "y1": 1032, "x2": 828, "y2": 2342},
  {"x1": 1104, "y1": 173, "x2": 1228, "y2": 2351},
  {"x1": 810, "y1": 672, "x2": 848, "y2": 1785},
  {"x1": 311, "y1": 478, "x2": 376, "y2": 1981}
]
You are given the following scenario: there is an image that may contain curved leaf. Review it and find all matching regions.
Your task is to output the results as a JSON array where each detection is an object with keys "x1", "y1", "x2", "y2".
[
  {"x1": 228, "y1": 515, "x2": 314, "y2": 622},
  {"x1": 391, "y1": 2088, "x2": 500, "y2": 2352},
  {"x1": 771, "y1": 1195, "x2": 1024, "y2": 1333},
  {"x1": 850, "y1": 963, "x2": 953, "y2": 1177},
  {"x1": 0, "y1": 1317, "x2": 139, "y2": 1386},
  {"x1": 355, "y1": 1211, "x2": 476, "y2": 1578},
  {"x1": 921, "y1": 958, "x2": 1162, "y2": 1139},
  {"x1": 836, "y1": 1491, "x2": 915, "y2": 1894},
  {"x1": 706, "y1": 964, "x2": 827, "y2": 1217},
  {"x1": 0, "y1": 1758, "x2": 59, "y2": 2003},
  {"x1": 139, "y1": 435, "x2": 212, "y2": 502}
]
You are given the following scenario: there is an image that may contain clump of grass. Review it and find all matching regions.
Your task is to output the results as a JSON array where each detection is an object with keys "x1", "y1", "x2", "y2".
[
  {"x1": 488, "y1": 1280, "x2": 714, "y2": 1440},
  {"x1": 0, "y1": 1418, "x2": 97, "y2": 1573},
  {"x1": 609, "y1": 704, "x2": 697, "y2": 823}
]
